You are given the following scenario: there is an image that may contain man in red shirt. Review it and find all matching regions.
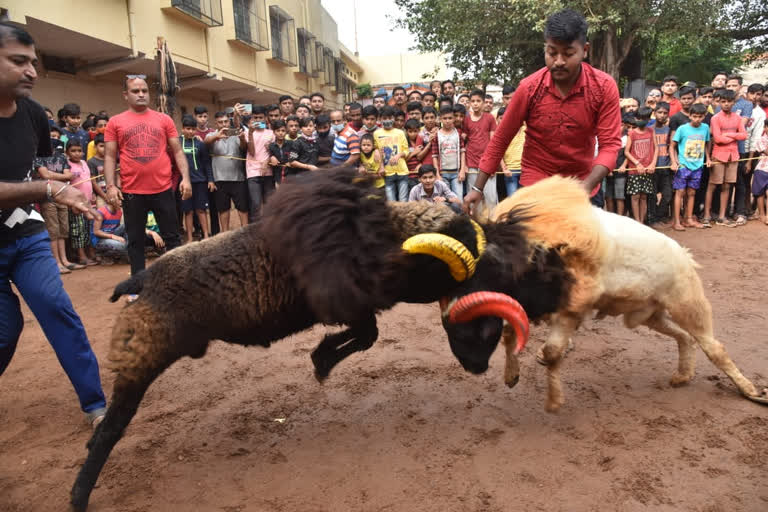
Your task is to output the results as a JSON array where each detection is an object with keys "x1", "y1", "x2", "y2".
[
  {"x1": 464, "y1": 9, "x2": 621, "y2": 212},
  {"x1": 661, "y1": 75, "x2": 682, "y2": 116},
  {"x1": 104, "y1": 76, "x2": 191, "y2": 276}
]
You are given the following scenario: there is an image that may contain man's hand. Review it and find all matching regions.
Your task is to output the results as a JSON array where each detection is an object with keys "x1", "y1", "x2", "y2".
[
  {"x1": 390, "y1": 153, "x2": 401, "y2": 165},
  {"x1": 433, "y1": 196, "x2": 446, "y2": 203},
  {"x1": 53, "y1": 184, "x2": 93, "y2": 217},
  {"x1": 462, "y1": 189, "x2": 483, "y2": 213},
  {"x1": 459, "y1": 168, "x2": 467, "y2": 182},
  {"x1": 208, "y1": 181, "x2": 217, "y2": 192},
  {"x1": 106, "y1": 184, "x2": 123, "y2": 207},
  {"x1": 706, "y1": 159, "x2": 713, "y2": 168},
  {"x1": 503, "y1": 168, "x2": 513, "y2": 178},
  {"x1": 180, "y1": 179, "x2": 192, "y2": 200},
  {"x1": 112, "y1": 235, "x2": 127, "y2": 244},
  {"x1": 670, "y1": 161, "x2": 679, "y2": 172}
]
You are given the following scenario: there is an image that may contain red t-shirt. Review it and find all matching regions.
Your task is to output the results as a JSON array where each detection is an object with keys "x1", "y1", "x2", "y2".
[
  {"x1": 666, "y1": 97, "x2": 682, "y2": 116},
  {"x1": 406, "y1": 134, "x2": 424, "y2": 177},
  {"x1": 626, "y1": 129, "x2": 655, "y2": 174},
  {"x1": 478, "y1": 64, "x2": 621, "y2": 197},
  {"x1": 104, "y1": 109, "x2": 178, "y2": 194},
  {"x1": 463, "y1": 112, "x2": 497, "y2": 168}
]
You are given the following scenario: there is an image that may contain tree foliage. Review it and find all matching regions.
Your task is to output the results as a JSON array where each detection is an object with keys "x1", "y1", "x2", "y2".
[{"x1": 393, "y1": 0, "x2": 768, "y2": 85}]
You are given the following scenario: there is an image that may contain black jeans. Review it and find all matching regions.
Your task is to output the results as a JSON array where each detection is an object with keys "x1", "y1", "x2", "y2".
[
  {"x1": 733, "y1": 152, "x2": 750, "y2": 216},
  {"x1": 648, "y1": 169, "x2": 673, "y2": 222},
  {"x1": 122, "y1": 188, "x2": 181, "y2": 275}
]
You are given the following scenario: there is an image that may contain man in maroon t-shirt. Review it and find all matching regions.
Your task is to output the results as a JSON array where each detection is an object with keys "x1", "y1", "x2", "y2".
[
  {"x1": 104, "y1": 76, "x2": 191, "y2": 276},
  {"x1": 464, "y1": 89, "x2": 497, "y2": 209},
  {"x1": 464, "y1": 9, "x2": 621, "y2": 213}
]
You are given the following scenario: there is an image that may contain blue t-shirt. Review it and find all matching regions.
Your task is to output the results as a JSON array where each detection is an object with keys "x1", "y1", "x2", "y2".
[
  {"x1": 673, "y1": 123, "x2": 710, "y2": 170},
  {"x1": 654, "y1": 125, "x2": 671, "y2": 169},
  {"x1": 733, "y1": 98, "x2": 753, "y2": 154}
]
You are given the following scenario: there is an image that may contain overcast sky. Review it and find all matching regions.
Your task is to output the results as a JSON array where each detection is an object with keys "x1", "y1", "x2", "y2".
[{"x1": 320, "y1": 0, "x2": 415, "y2": 56}]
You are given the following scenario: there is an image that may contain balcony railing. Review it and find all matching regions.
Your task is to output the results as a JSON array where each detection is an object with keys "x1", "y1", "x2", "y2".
[{"x1": 171, "y1": 0, "x2": 223, "y2": 26}]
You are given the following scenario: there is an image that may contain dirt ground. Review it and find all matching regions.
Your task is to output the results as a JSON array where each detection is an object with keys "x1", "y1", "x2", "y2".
[{"x1": 1, "y1": 222, "x2": 767, "y2": 512}]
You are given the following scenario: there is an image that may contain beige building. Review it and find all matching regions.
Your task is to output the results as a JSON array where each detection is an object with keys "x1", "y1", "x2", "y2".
[
  {"x1": 1, "y1": 0, "x2": 363, "y2": 120},
  {"x1": 359, "y1": 51, "x2": 449, "y2": 88}
]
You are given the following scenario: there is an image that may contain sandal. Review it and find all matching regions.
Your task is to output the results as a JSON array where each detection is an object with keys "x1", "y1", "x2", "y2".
[
  {"x1": 715, "y1": 218, "x2": 737, "y2": 228},
  {"x1": 734, "y1": 215, "x2": 747, "y2": 226},
  {"x1": 59, "y1": 266, "x2": 71, "y2": 274},
  {"x1": 65, "y1": 263, "x2": 85, "y2": 270},
  {"x1": 683, "y1": 218, "x2": 705, "y2": 229},
  {"x1": 82, "y1": 259, "x2": 99, "y2": 266},
  {"x1": 748, "y1": 212, "x2": 760, "y2": 221},
  {"x1": 672, "y1": 224, "x2": 686, "y2": 231},
  {"x1": 700, "y1": 217, "x2": 712, "y2": 227}
]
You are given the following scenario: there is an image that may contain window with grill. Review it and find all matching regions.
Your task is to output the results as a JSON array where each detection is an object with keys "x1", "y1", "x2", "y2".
[
  {"x1": 297, "y1": 29, "x2": 316, "y2": 75},
  {"x1": 333, "y1": 57, "x2": 342, "y2": 91},
  {"x1": 233, "y1": 0, "x2": 268, "y2": 50},
  {"x1": 269, "y1": 5, "x2": 296, "y2": 66},
  {"x1": 323, "y1": 48, "x2": 333, "y2": 85},
  {"x1": 171, "y1": 0, "x2": 223, "y2": 26},
  {"x1": 314, "y1": 42, "x2": 325, "y2": 76}
]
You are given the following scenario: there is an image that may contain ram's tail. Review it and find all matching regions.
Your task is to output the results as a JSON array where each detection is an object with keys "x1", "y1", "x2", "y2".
[{"x1": 109, "y1": 271, "x2": 147, "y2": 302}]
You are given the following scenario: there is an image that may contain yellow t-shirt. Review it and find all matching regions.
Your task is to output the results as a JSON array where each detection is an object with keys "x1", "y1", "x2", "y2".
[
  {"x1": 373, "y1": 128, "x2": 409, "y2": 176},
  {"x1": 502, "y1": 124, "x2": 526, "y2": 170},
  {"x1": 86, "y1": 140, "x2": 97, "y2": 161},
  {"x1": 360, "y1": 150, "x2": 385, "y2": 188}
]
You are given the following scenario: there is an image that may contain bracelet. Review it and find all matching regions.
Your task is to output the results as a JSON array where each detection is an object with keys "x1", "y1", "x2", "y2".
[
  {"x1": 52, "y1": 183, "x2": 68, "y2": 198},
  {"x1": 471, "y1": 185, "x2": 484, "y2": 195}
]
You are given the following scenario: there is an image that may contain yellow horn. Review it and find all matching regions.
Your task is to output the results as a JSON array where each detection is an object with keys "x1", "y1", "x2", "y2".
[
  {"x1": 470, "y1": 219, "x2": 486, "y2": 257},
  {"x1": 402, "y1": 233, "x2": 476, "y2": 282}
]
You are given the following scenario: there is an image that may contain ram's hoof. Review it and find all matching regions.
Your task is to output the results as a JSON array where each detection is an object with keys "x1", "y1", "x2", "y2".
[
  {"x1": 505, "y1": 374, "x2": 519, "y2": 388},
  {"x1": 744, "y1": 389, "x2": 768, "y2": 405}
]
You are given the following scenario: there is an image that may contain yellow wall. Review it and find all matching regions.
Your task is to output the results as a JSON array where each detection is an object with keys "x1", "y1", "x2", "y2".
[
  {"x1": 4, "y1": 0, "x2": 359, "y2": 108},
  {"x1": 359, "y1": 52, "x2": 450, "y2": 87}
]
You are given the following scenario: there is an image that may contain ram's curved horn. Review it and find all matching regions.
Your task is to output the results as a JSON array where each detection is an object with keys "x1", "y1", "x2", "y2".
[
  {"x1": 402, "y1": 234, "x2": 476, "y2": 282},
  {"x1": 447, "y1": 291, "x2": 530, "y2": 354},
  {"x1": 470, "y1": 219, "x2": 487, "y2": 257}
]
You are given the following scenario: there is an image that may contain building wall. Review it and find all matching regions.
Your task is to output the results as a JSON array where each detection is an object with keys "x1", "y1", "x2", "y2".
[
  {"x1": 4, "y1": 0, "x2": 360, "y2": 114},
  {"x1": 359, "y1": 52, "x2": 449, "y2": 87}
]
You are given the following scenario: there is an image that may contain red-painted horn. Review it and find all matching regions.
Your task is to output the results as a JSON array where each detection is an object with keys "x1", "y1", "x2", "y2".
[{"x1": 448, "y1": 292, "x2": 530, "y2": 354}]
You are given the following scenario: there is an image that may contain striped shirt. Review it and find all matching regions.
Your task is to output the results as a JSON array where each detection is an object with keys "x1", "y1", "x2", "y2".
[{"x1": 330, "y1": 123, "x2": 360, "y2": 163}]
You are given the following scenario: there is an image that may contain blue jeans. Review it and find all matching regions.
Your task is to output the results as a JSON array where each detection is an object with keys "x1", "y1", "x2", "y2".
[
  {"x1": 441, "y1": 171, "x2": 465, "y2": 199},
  {"x1": 504, "y1": 172, "x2": 520, "y2": 197},
  {"x1": 93, "y1": 224, "x2": 127, "y2": 254},
  {"x1": 385, "y1": 174, "x2": 409, "y2": 201},
  {"x1": 0, "y1": 231, "x2": 106, "y2": 413}
]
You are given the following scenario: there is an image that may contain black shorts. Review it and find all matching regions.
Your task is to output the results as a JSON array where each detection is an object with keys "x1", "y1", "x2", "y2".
[
  {"x1": 214, "y1": 180, "x2": 249, "y2": 212},
  {"x1": 181, "y1": 182, "x2": 210, "y2": 212}
]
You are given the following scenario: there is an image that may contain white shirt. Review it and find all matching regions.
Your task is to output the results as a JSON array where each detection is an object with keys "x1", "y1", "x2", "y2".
[{"x1": 747, "y1": 105, "x2": 765, "y2": 153}]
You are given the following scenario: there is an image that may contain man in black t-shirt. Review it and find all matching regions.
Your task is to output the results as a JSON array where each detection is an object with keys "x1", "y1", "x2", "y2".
[
  {"x1": 0, "y1": 23, "x2": 106, "y2": 428},
  {"x1": 668, "y1": 85, "x2": 697, "y2": 139}
]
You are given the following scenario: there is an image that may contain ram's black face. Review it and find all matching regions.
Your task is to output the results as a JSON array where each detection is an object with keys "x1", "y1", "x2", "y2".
[{"x1": 443, "y1": 314, "x2": 504, "y2": 374}]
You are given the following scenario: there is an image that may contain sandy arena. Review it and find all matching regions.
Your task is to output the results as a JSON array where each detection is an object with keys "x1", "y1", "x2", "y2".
[{"x1": 1, "y1": 223, "x2": 767, "y2": 512}]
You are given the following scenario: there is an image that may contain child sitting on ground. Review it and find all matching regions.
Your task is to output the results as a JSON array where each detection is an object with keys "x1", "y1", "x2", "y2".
[
  {"x1": 408, "y1": 164, "x2": 462, "y2": 213},
  {"x1": 66, "y1": 140, "x2": 99, "y2": 266},
  {"x1": 91, "y1": 201, "x2": 165, "y2": 263},
  {"x1": 358, "y1": 133, "x2": 385, "y2": 190},
  {"x1": 180, "y1": 115, "x2": 214, "y2": 241},
  {"x1": 624, "y1": 106, "x2": 658, "y2": 224}
]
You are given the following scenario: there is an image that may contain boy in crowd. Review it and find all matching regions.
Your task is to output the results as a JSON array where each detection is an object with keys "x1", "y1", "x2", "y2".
[
  {"x1": 193, "y1": 105, "x2": 219, "y2": 235},
  {"x1": 86, "y1": 114, "x2": 108, "y2": 160},
  {"x1": 268, "y1": 119, "x2": 293, "y2": 185},
  {"x1": 180, "y1": 115, "x2": 214, "y2": 241},
  {"x1": 624, "y1": 107, "x2": 658, "y2": 224},
  {"x1": 310, "y1": 92, "x2": 325, "y2": 117},
  {"x1": 697, "y1": 87, "x2": 715, "y2": 118},
  {"x1": 359, "y1": 105, "x2": 379, "y2": 138},
  {"x1": 661, "y1": 75, "x2": 682, "y2": 116},
  {"x1": 60, "y1": 103, "x2": 90, "y2": 151},
  {"x1": 438, "y1": 96, "x2": 454, "y2": 112},
  {"x1": 751, "y1": 118, "x2": 768, "y2": 224},
  {"x1": 289, "y1": 117, "x2": 320, "y2": 174},
  {"x1": 279, "y1": 95, "x2": 294, "y2": 118},
  {"x1": 420, "y1": 106, "x2": 438, "y2": 144},
  {"x1": 407, "y1": 102, "x2": 423, "y2": 123},
  {"x1": 647, "y1": 102, "x2": 673, "y2": 226},
  {"x1": 285, "y1": 115, "x2": 300, "y2": 141},
  {"x1": 298, "y1": 95, "x2": 311, "y2": 107},
  {"x1": 194, "y1": 105, "x2": 215, "y2": 140},
  {"x1": 606, "y1": 113, "x2": 633, "y2": 216},
  {"x1": 432, "y1": 106, "x2": 466, "y2": 198},
  {"x1": 669, "y1": 86, "x2": 697, "y2": 137},
  {"x1": 375, "y1": 105, "x2": 410, "y2": 201},
  {"x1": 267, "y1": 104, "x2": 281, "y2": 128},
  {"x1": 497, "y1": 106, "x2": 524, "y2": 197},
  {"x1": 358, "y1": 132, "x2": 385, "y2": 190},
  {"x1": 441, "y1": 80, "x2": 456, "y2": 102},
  {"x1": 453, "y1": 104, "x2": 467, "y2": 141},
  {"x1": 706, "y1": 89, "x2": 747, "y2": 227},
  {"x1": 35, "y1": 137, "x2": 80, "y2": 273},
  {"x1": 464, "y1": 89, "x2": 498, "y2": 209},
  {"x1": 457, "y1": 94, "x2": 470, "y2": 108},
  {"x1": 671, "y1": 104, "x2": 711, "y2": 230},
  {"x1": 208, "y1": 110, "x2": 248, "y2": 230},
  {"x1": 730, "y1": 75, "x2": 754, "y2": 222},
  {"x1": 245, "y1": 106, "x2": 275, "y2": 218},
  {"x1": 430, "y1": 80, "x2": 442, "y2": 97},
  {"x1": 422, "y1": 92, "x2": 437, "y2": 109},
  {"x1": 86, "y1": 133, "x2": 109, "y2": 207},
  {"x1": 65, "y1": 140, "x2": 99, "y2": 265},
  {"x1": 405, "y1": 118, "x2": 429, "y2": 190},
  {"x1": 483, "y1": 94, "x2": 494, "y2": 113},
  {"x1": 295, "y1": 104, "x2": 311, "y2": 119},
  {"x1": 315, "y1": 113, "x2": 334, "y2": 167},
  {"x1": 394, "y1": 110, "x2": 406, "y2": 130},
  {"x1": 408, "y1": 165, "x2": 462, "y2": 212}
]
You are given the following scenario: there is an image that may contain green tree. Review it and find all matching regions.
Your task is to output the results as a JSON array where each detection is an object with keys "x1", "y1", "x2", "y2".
[
  {"x1": 393, "y1": 0, "x2": 768, "y2": 84},
  {"x1": 643, "y1": 34, "x2": 745, "y2": 84}
]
